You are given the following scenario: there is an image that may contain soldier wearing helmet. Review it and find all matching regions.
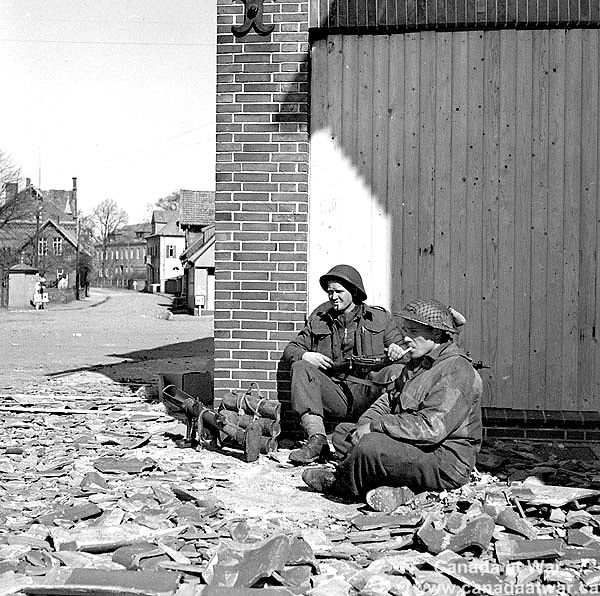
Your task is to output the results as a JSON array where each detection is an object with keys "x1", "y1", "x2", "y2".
[
  {"x1": 301, "y1": 298, "x2": 483, "y2": 508},
  {"x1": 283, "y1": 264, "x2": 408, "y2": 465}
]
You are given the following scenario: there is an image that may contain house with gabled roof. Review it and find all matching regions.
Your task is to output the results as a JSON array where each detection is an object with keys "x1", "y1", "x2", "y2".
[
  {"x1": 178, "y1": 190, "x2": 214, "y2": 314},
  {"x1": 145, "y1": 210, "x2": 185, "y2": 293},
  {"x1": 0, "y1": 178, "x2": 87, "y2": 302}
]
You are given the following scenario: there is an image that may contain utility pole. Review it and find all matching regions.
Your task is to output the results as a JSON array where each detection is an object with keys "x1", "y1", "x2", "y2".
[
  {"x1": 73, "y1": 177, "x2": 80, "y2": 300},
  {"x1": 31, "y1": 179, "x2": 40, "y2": 271}
]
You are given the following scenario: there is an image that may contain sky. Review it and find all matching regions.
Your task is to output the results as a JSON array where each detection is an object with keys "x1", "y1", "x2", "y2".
[{"x1": 0, "y1": 0, "x2": 216, "y2": 223}]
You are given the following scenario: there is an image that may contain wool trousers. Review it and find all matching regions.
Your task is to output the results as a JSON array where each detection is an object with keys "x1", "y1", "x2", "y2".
[
  {"x1": 290, "y1": 360, "x2": 403, "y2": 422},
  {"x1": 330, "y1": 422, "x2": 458, "y2": 498}
]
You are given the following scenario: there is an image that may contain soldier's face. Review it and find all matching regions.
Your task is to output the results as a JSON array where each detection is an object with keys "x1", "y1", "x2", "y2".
[
  {"x1": 327, "y1": 281, "x2": 354, "y2": 313},
  {"x1": 402, "y1": 320, "x2": 439, "y2": 358}
]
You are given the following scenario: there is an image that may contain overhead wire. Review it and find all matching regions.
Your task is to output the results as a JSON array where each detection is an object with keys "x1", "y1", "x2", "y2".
[
  {"x1": 99, "y1": 122, "x2": 215, "y2": 164},
  {"x1": 0, "y1": 38, "x2": 213, "y2": 46}
]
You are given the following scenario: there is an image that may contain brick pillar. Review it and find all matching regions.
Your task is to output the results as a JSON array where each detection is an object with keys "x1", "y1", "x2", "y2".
[{"x1": 215, "y1": 0, "x2": 310, "y2": 414}]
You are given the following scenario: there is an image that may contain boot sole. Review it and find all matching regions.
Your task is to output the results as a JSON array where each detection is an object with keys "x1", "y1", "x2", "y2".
[{"x1": 365, "y1": 486, "x2": 415, "y2": 513}]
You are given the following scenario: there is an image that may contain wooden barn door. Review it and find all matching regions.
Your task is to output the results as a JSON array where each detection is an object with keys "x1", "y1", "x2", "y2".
[{"x1": 309, "y1": 29, "x2": 600, "y2": 411}]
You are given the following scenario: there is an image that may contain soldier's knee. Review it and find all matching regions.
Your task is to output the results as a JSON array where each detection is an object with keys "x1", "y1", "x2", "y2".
[{"x1": 355, "y1": 432, "x2": 383, "y2": 458}]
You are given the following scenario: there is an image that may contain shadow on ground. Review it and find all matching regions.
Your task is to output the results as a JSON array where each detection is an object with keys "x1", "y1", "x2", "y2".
[{"x1": 47, "y1": 338, "x2": 214, "y2": 385}]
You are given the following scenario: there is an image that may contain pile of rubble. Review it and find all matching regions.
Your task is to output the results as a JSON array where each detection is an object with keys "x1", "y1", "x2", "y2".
[{"x1": 2, "y1": 382, "x2": 600, "y2": 595}]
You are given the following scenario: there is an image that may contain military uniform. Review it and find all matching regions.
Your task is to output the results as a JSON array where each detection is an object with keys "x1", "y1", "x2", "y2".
[
  {"x1": 284, "y1": 264, "x2": 405, "y2": 465},
  {"x1": 283, "y1": 301, "x2": 404, "y2": 421},
  {"x1": 331, "y1": 341, "x2": 482, "y2": 496}
]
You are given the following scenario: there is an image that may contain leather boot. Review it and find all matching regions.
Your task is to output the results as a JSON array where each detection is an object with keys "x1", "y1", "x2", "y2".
[
  {"x1": 288, "y1": 434, "x2": 330, "y2": 465},
  {"x1": 302, "y1": 466, "x2": 336, "y2": 493}
]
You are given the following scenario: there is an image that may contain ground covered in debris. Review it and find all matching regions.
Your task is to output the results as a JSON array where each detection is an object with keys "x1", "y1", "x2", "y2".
[
  {"x1": 3, "y1": 373, "x2": 600, "y2": 595},
  {"x1": 4, "y1": 290, "x2": 600, "y2": 595}
]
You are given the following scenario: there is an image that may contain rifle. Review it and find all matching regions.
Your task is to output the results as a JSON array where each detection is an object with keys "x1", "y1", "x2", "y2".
[{"x1": 327, "y1": 354, "x2": 395, "y2": 378}]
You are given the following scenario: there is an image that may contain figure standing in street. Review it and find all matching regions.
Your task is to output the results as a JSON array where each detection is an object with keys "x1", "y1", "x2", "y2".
[
  {"x1": 282, "y1": 264, "x2": 410, "y2": 465},
  {"x1": 301, "y1": 298, "x2": 482, "y2": 508}
]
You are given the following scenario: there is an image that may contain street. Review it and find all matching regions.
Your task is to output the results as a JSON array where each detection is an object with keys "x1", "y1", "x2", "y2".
[{"x1": 0, "y1": 288, "x2": 213, "y2": 391}]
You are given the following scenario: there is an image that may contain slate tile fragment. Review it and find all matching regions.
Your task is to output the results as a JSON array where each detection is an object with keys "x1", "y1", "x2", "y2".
[{"x1": 93, "y1": 456, "x2": 156, "y2": 474}]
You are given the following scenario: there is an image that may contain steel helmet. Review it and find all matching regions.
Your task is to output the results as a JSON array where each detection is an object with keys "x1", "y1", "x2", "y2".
[
  {"x1": 319, "y1": 264, "x2": 367, "y2": 302},
  {"x1": 398, "y1": 298, "x2": 466, "y2": 334}
]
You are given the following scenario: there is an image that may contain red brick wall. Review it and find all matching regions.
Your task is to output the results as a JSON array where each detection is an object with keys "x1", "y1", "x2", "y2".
[{"x1": 215, "y1": 0, "x2": 310, "y2": 404}]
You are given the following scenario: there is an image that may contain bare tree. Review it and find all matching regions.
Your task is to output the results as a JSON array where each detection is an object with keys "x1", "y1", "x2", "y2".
[
  {"x1": 89, "y1": 199, "x2": 128, "y2": 278},
  {"x1": 0, "y1": 149, "x2": 23, "y2": 230}
]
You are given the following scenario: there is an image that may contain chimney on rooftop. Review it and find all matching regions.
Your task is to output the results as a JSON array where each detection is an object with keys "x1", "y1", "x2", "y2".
[{"x1": 72, "y1": 177, "x2": 77, "y2": 217}]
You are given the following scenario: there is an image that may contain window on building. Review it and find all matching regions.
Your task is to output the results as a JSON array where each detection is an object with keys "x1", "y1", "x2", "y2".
[
  {"x1": 52, "y1": 237, "x2": 63, "y2": 255},
  {"x1": 38, "y1": 238, "x2": 47, "y2": 256},
  {"x1": 166, "y1": 245, "x2": 176, "y2": 258},
  {"x1": 130, "y1": 248, "x2": 134, "y2": 260},
  {"x1": 115, "y1": 250, "x2": 119, "y2": 260}
]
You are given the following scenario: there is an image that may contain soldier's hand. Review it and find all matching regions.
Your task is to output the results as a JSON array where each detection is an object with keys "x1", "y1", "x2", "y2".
[
  {"x1": 387, "y1": 342, "x2": 412, "y2": 361},
  {"x1": 301, "y1": 351, "x2": 333, "y2": 370},
  {"x1": 351, "y1": 423, "x2": 371, "y2": 445}
]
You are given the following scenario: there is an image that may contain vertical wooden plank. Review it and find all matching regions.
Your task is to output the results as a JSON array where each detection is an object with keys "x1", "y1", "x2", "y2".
[
  {"x1": 339, "y1": 0, "x2": 348, "y2": 28},
  {"x1": 434, "y1": 32, "x2": 452, "y2": 305},
  {"x1": 450, "y1": 32, "x2": 469, "y2": 337},
  {"x1": 347, "y1": 0, "x2": 358, "y2": 29},
  {"x1": 357, "y1": 36, "x2": 374, "y2": 184},
  {"x1": 371, "y1": 35, "x2": 391, "y2": 298},
  {"x1": 497, "y1": 30, "x2": 517, "y2": 408},
  {"x1": 329, "y1": 0, "x2": 338, "y2": 29},
  {"x1": 513, "y1": 30, "x2": 533, "y2": 412},
  {"x1": 311, "y1": 39, "x2": 329, "y2": 136},
  {"x1": 327, "y1": 36, "x2": 344, "y2": 145},
  {"x1": 465, "y1": 31, "x2": 484, "y2": 382},
  {"x1": 401, "y1": 32, "x2": 421, "y2": 306},
  {"x1": 388, "y1": 34, "x2": 405, "y2": 313},
  {"x1": 481, "y1": 30, "x2": 500, "y2": 407},
  {"x1": 319, "y1": 0, "x2": 329, "y2": 28},
  {"x1": 580, "y1": 29, "x2": 599, "y2": 410},
  {"x1": 529, "y1": 30, "x2": 549, "y2": 410},
  {"x1": 309, "y1": 0, "x2": 321, "y2": 28},
  {"x1": 594, "y1": 29, "x2": 600, "y2": 409},
  {"x1": 341, "y1": 36, "x2": 359, "y2": 165},
  {"x1": 544, "y1": 29, "x2": 565, "y2": 410},
  {"x1": 418, "y1": 31, "x2": 436, "y2": 298},
  {"x1": 562, "y1": 29, "x2": 582, "y2": 409}
]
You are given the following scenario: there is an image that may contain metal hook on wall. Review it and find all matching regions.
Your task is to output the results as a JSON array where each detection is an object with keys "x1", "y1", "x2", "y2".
[{"x1": 231, "y1": 0, "x2": 275, "y2": 37}]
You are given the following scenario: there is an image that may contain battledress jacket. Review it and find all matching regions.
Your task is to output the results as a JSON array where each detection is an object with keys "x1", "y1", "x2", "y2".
[
  {"x1": 283, "y1": 302, "x2": 404, "y2": 366},
  {"x1": 358, "y1": 342, "x2": 483, "y2": 486}
]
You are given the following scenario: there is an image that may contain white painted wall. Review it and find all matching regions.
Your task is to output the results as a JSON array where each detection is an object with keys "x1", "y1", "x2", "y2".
[{"x1": 308, "y1": 128, "x2": 392, "y2": 312}]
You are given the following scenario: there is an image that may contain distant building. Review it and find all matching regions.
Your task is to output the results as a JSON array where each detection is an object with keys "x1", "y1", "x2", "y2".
[
  {"x1": 180, "y1": 224, "x2": 215, "y2": 314},
  {"x1": 178, "y1": 190, "x2": 215, "y2": 314},
  {"x1": 95, "y1": 223, "x2": 151, "y2": 289},
  {"x1": 0, "y1": 178, "x2": 89, "y2": 304},
  {"x1": 146, "y1": 210, "x2": 185, "y2": 293}
]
